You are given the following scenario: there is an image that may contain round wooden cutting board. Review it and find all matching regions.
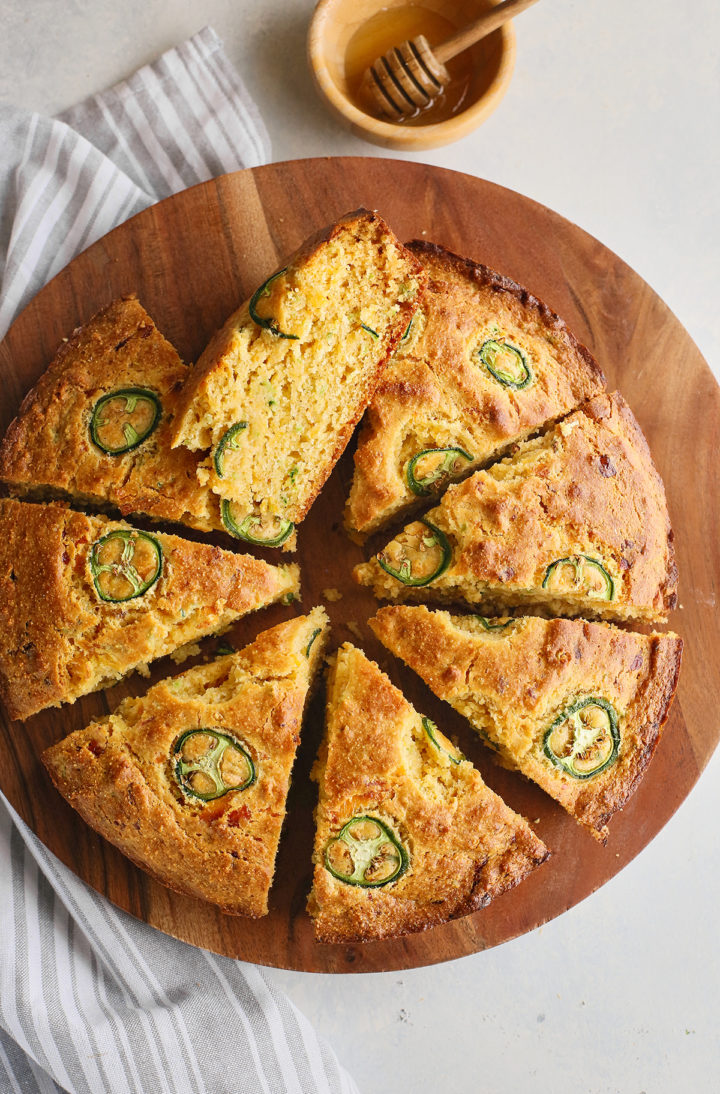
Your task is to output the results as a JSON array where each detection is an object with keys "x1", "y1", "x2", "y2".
[{"x1": 1, "y1": 158, "x2": 718, "y2": 974}]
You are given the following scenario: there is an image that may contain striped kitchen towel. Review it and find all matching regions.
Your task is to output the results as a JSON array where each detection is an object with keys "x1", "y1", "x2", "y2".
[
  {"x1": 0, "y1": 24, "x2": 269, "y2": 340},
  {"x1": 0, "y1": 28, "x2": 359, "y2": 1094}
]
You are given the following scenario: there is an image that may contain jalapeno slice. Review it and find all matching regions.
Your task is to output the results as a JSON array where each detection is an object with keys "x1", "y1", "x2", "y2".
[
  {"x1": 475, "y1": 616, "x2": 514, "y2": 632},
  {"x1": 476, "y1": 727, "x2": 500, "y2": 752},
  {"x1": 324, "y1": 816, "x2": 408, "y2": 887},
  {"x1": 360, "y1": 322, "x2": 379, "y2": 340},
  {"x1": 213, "y1": 421, "x2": 247, "y2": 478},
  {"x1": 421, "y1": 716, "x2": 463, "y2": 764},
  {"x1": 173, "y1": 729, "x2": 256, "y2": 801},
  {"x1": 305, "y1": 628, "x2": 322, "y2": 658},
  {"x1": 90, "y1": 388, "x2": 161, "y2": 454},
  {"x1": 406, "y1": 446, "x2": 474, "y2": 497},
  {"x1": 89, "y1": 530, "x2": 162, "y2": 602},
  {"x1": 378, "y1": 519, "x2": 452, "y2": 587},
  {"x1": 394, "y1": 319, "x2": 414, "y2": 358},
  {"x1": 542, "y1": 554, "x2": 614, "y2": 600},
  {"x1": 477, "y1": 339, "x2": 532, "y2": 390},
  {"x1": 221, "y1": 500, "x2": 294, "y2": 547},
  {"x1": 249, "y1": 268, "x2": 299, "y2": 340},
  {"x1": 543, "y1": 697, "x2": 620, "y2": 780}
]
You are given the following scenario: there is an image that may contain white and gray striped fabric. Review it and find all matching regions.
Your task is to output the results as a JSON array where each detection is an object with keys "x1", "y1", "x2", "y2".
[
  {"x1": 0, "y1": 25, "x2": 269, "y2": 340},
  {"x1": 0, "y1": 28, "x2": 359, "y2": 1094}
]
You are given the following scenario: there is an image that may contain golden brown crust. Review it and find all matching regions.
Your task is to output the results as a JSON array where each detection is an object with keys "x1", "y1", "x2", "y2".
[
  {"x1": 355, "y1": 391, "x2": 678, "y2": 625},
  {"x1": 370, "y1": 606, "x2": 683, "y2": 841},
  {"x1": 345, "y1": 240, "x2": 605, "y2": 537},
  {"x1": 0, "y1": 295, "x2": 222, "y2": 532},
  {"x1": 308, "y1": 644, "x2": 548, "y2": 943},
  {"x1": 0, "y1": 498, "x2": 299, "y2": 721},
  {"x1": 406, "y1": 241, "x2": 605, "y2": 386},
  {"x1": 582, "y1": 392, "x2": 678, "y2": 614},
  {"x1": 170, "y1": 210, "x2": 426, "y2": 534},
  {"x1": 43, "y1": 610, "x2": 329, "y2": 916}
]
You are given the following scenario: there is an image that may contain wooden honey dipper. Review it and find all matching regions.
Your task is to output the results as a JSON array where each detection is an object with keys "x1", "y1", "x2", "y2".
[{"x1": 360, "y1": 0, "x2": 539, "y2": 120}]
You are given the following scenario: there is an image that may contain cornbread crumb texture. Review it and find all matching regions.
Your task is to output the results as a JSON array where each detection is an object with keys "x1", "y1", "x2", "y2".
[
  {"x1": 170, "y1": 209, "x2": 425, "y2": 530},
  {"x1": 42, "y1": 609, "x2": 330, "y2": 916},
  {"x1": 0, "y1": 295, "x2": 222, "y2": 533},
  {"x1": 345, "y1": 240, "x2": 605, "y2": 538},
  {"x1": 355, "y1": 392, "x2": 677, "y2": 625},
  {"x1": 370, "y1": 606, "x2": 683, "y2": 841},
  {"x1": 0, "y1": 498, "x2": 300, "y2": 721},
  {"x1": 308, "y1": 643, "x2": 548, "y2": 943}
]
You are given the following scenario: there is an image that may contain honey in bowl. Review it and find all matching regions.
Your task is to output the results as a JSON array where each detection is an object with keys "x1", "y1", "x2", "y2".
[{"x1": 345, "y1": 5, "x2": 475, "y2": 125}]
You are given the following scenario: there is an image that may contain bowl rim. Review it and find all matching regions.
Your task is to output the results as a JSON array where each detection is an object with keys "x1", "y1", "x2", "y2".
[{"x1": 307, "y1": 0, "x2": 517, "y2": 148}]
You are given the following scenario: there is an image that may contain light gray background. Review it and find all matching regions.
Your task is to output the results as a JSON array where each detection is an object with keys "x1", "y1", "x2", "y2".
[{"x1": 2, "y1": 2, "x2": 719, "y2": 1092}]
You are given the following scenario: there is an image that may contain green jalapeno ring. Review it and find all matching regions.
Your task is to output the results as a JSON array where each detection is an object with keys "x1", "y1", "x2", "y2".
[
  {"x1": 406, "y1": 446, "x2": 474, "y2": 497},
  {"x1": 305, "y1": 628, "x2": 322, "y2": 658},
  {"x1": 360, "y1": 322, "x2": 380, "y2": 340},
  {"x1": 421, "y1": 716, "x2": 463, "y2": 764},
  {"x1": 378, "y1": 519, "x2": 452, "y2": 588},
  {"x1": 90, "y1": 388, "x2": 161, "y2": 455},
  {"x1": 221, "y1": 500, "x2": 294, "y2": 547},
  {"x1": 214, "y1": 422, "x2": 248, "y2": 478},
  {"x1": 543, "y1": 696, "x2": 620, "y2": 781},
  {"x1": 475, "y1": 616, "x2": 514, "y2": 632},
  {"x1": 89, "y1": 530, "x2": 163, "y2": 602},
  {"x1": 324, "y1": 816, "x2": 409, "y2": 888},
  {"x1": 173, "y1": 728, "x2": 256, "y2": 802},
  {"x1": 477, "y1": 339, "x2": 532, "y2": 390},
  {"x1": 249, "y1": 268, "x2": 299, "y2": 340},
  {"x1": 542, "y1": 554, "x2": 615, "y2": 601}
]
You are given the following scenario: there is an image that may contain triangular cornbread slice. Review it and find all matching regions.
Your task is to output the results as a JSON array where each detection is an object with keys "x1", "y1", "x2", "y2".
[
  {"x1": 370, "y1": 606, "x2": 683, "y2": 842},
  {"x1": 42, "y1": 609, "x2": 329, "y2": 916},
  {"x1": 0, "y1": 296, "x2": 222, "y2": 533},
  {"x1": 307, "y1": 643, "x2": 549, "y2": 943},
  {"x1": 0, "y1": 498, "x2": 299, "y2": 720},
  {"x1": 355, "y1": 392, "x2": 677, "y2": 625},
  {"x1": 345, "y1": 241, "x2": 605, "y2": 539},
  {"x1": 170, "y1": 210, "x2": 424, "y2": 550}
]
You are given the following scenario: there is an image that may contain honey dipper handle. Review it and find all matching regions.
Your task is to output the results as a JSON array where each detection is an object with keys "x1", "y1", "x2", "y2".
[{"x1": 433, "y1": 0, "x2": 540, "y2": 65}]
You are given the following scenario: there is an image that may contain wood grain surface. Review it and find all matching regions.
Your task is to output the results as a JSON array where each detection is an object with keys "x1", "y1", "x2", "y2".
[{"x1": 0, "y1": 158, "x2": 717, "y2": 974}]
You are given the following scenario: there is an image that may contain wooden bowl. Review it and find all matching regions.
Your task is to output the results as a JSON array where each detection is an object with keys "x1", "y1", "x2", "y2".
[{"x1": 308, "y1": 0, "x2": 516, "y2": 150}]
